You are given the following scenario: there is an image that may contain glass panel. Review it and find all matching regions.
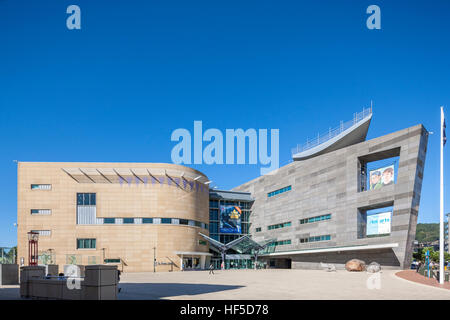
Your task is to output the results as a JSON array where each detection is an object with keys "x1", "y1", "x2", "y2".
[
  {"x1": 142, "y1": 218, "x2": 153, "y2": 224},
  {"x1": 161, "y1": 218, "x2": 172, "y2": 224},
  {"x1": 90, "y1": 193, "x2": 96, "y2": 205},
  {"x1": 77, "y1": 193, "x2": 83, "y2": 205},
  {"x1": 104, "y1": 218, "x2": 115, "y2": 224},
  {"x1": 123, "y1": 218, "x2": 134, "y2": 224}
]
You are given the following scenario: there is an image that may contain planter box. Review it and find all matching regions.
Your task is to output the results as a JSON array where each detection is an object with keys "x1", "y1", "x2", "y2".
[{"x1": 0, "y1": 264, "x2": 19, "y2": 285}]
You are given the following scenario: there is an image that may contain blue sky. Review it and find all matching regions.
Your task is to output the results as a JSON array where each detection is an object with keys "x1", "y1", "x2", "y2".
[{"x1": 1, "y1": 0, "x2": 450, "y2": 247}]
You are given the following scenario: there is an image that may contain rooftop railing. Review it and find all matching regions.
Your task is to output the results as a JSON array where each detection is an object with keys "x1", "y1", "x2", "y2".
[{"x1": 291, "y1": 107, "x2": 372, "y2": 156}]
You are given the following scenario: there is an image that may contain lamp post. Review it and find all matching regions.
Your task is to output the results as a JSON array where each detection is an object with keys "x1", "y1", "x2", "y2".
[
  {"x1": 27, "y1": 231, "x2": 39, "y2": 266},
  {"x1": 153, "y1": 247, "x2": 156, "y2": 273}
]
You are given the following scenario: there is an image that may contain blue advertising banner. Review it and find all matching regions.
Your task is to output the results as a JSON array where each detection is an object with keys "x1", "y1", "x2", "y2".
[
  {"x1": 219, "y1": 205, "x2": 242, "y2": 234},
  {"x1": 366, "y1": 211, "x2": 391, "y2": 236}
]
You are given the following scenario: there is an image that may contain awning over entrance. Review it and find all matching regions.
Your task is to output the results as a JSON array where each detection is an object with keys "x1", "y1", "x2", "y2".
[
  {"x1": 198, "y1": 233, "x2": 275, "y2": 270},
  {"x1": 260, "y1": 243, "x2": 399, "y2": 257}
]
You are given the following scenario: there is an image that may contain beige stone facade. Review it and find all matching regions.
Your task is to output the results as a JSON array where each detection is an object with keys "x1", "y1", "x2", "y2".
[{"x1": 17, "y1": 162, "x2": 211, "y2": 272}]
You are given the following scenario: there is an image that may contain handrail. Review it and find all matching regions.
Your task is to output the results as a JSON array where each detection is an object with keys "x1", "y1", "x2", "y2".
[{"x1": 291, "y1": 107, "x2": 372, "y2": 156}]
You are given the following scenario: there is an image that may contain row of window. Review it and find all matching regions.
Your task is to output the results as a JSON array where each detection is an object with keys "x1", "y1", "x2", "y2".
[
  {"x1": 209, "y1": 200, "x2": 252, "y2": 209},
  {"x1": 299, "y1": 214, "x2": 331, "y2": 224},
  {"x1": 31, "y1": 184, "x2": 51, "y2": 190},
  {"x1": 267, "y1": 221, "x2": 291, "y2": 230},
  {"x1": 300, "y1": 235, "x2": 331, "y2": 243},
  {"x1": 76, "y1": 238, "x2": 206, "y2": 250},
  {"x1": 102, "y1": 217, "x2": 208, "y2": 229},
  {"x1": 31, "y1": 230, "x2": 51, "y2": 236},
  {"x1": 267, "y1": 185, "x2": 291, "y2": 198},
  {"x1": 31, "y1": 209, "x2": 51, "y2": 215},
  {"x1": 256, "y1": 214, "x2": 332, "y2": 232},
  {"x1": 268, "y1": 240, "x2": 291, "y2": 246}
]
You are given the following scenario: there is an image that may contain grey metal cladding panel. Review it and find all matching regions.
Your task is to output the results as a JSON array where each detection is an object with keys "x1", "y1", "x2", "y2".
[{"x1": 368, "y1": 127, "x2": 423, "y2": 153}]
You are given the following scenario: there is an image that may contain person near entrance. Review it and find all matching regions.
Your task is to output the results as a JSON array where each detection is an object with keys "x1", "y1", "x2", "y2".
[{"x1": 209, "y1": 263, "x2": 214, "y2": 275}]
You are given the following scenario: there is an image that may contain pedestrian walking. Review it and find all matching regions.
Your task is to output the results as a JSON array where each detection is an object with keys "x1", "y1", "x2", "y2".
[{"x1": 209, "y1": 263, "x2": 214, "y2": 275}]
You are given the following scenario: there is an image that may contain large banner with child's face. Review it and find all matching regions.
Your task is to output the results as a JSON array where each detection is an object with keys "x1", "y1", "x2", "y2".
[{"x1": 369, "y1": 165, "x2": 395, "y2": 190}]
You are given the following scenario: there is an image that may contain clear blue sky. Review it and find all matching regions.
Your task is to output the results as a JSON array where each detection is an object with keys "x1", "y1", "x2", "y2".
[{"x1": 1, "y1": 0, "x2": 450, "y2": 247}]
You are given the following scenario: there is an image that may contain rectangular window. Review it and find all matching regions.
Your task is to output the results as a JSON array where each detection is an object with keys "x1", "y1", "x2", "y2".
[
  {"x1": 255, "y1": 227, "x2": 262, "y2": 232},
  {"x1": 77, "y1": 193, "x2": 96, "y2": 206},
  {"x1": 209, "y1": 209, "x2": 219, "y2": 221},
  {"x1": 179, "y1": 219, "x2": 189, "y2": 225},
  {"x1": 300, "y1": 235, "x2": 331, "y2": 243},
  {"x1": 123, "y1": 218, "x2": 134, "y2": 224},
  {"x1": 209, "y1": 200, "x2": 219, "y2": 208},
  {"x1": 267, "y1": 185, "x2": 291, "y2": 198},
  {"x1": 77, "y1": 238, "x2": 96, "y2": 249},
  {"x1": 104, "y1": 258, "x2": 120, "y2": 263},
  {"x1": 31, "y1": 209, "x2": 51, "y2": 215},
  {"x1": 268, "y1": 221, "x2": 292, "y2": 230},
  {"x1": 104, "y1": 218, "x2": 115, "y2": 224},
  {"x1": 31, "y1": 230, "x2": 51, "y2": 236},
  {"x1": 268, "y1": 239, "x2": 291, "y2": 246},
  {"x1": 142, "y1": 218, "x2": 153, "y2": 224},
  {"x1": 300, "y1": 214, "x2": 331, "y2": 225},
  {"x1": 31, "y1": 184, "x2": 51, "y2": 190},
  {"x1": 161, "y1": 218, "x2": 172, "y2": 224}
]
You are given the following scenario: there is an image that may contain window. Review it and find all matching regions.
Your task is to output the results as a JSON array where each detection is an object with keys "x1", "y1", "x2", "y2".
[
  {"x1": 123, "y1": 218, "x2": 134, "y2": 224},
  {"x1": 255, "y1": 227, "x2": 262, "y2": 232},
  {"x1": 268, "y1": 222, "x2": 292, "y2": 230},
  {"x1": 210, "y1": 200, "x2": 219, "y2": 208},
  {"x1": 300, "y1": 214, "x2": 331, "y2": 225},
  {"x1": 104, "y1": 218, "x2": 115, "y2": 224},
  {"x1": 267, "y1": 185, "x2": 291, "y2": 198},
  {"x1": 161, "y1": 218, "x2": 172, "y2": 224},
  {"x1": 104, "y1": 258, "x2": 120, "y2": 263},
  {"x1": 142, "y1": 218, "x2": 153, "y2": 224},
  {"x1": 179, "y1": 219, "x2": 189, "y2": 225},
  {"x1": 209, "y1": 209, "x2": 218, "y2": 221},
  {"x1": 268, "y1": 239, "x2": 291, "y2": 246},
  {"x1": 31, "y1": 230, "x2": 51, "y2": 236},
  {"x1": 31, "y1": 209, "x2": 51, "y2": 215},
  {"x1": 77, "y1": 238, "x2": 96, "y2": 249},
  {"x1": 31, "y1": 184, "x2": 51, "y2": 190},
  {"x1": 209, "y1": 222, "x2": 219, "y2": 233},
  {"x1": 77, "y1": 193, "x2": 96, "y2": 206},
  {"x1": 300, "y1": 235, "x2": 331, "y2": 243}
]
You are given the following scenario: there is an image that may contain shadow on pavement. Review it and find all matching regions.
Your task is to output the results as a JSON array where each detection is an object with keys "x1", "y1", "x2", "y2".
[
  {"x1": 118, "y1": 283, "x2": 244, "y2": 300},
  {"x1": 0, "y1": 287, "x2": 20, "y2": 300}
]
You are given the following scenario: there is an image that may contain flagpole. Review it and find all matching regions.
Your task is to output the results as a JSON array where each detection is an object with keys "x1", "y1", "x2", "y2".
[{"x1": 440, "y1": 106, "x2": 444, "y2": 284}]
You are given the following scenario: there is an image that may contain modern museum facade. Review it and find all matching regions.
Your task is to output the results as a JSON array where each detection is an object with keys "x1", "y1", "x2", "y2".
[{"x1": 17, "y1": 109, "x2": 429, "y2": 271}]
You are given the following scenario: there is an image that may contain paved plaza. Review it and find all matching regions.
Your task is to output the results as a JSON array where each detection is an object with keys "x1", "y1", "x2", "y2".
[{"x1": 2, "y1": 269, "x2": 450, "y2": 300}]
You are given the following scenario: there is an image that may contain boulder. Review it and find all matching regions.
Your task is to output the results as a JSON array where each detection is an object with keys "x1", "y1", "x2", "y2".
[
  {"x1": 345, "y1": 259, "x2": 366, "y2": 272},
  {"x1": 366, "y1": 262, "x2": 381, "y2": 273}
]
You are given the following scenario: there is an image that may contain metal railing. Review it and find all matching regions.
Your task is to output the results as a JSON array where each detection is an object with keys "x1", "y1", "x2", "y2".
[{"x1": 291, "y1": 107, "x2": 372, "y2": 156}]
